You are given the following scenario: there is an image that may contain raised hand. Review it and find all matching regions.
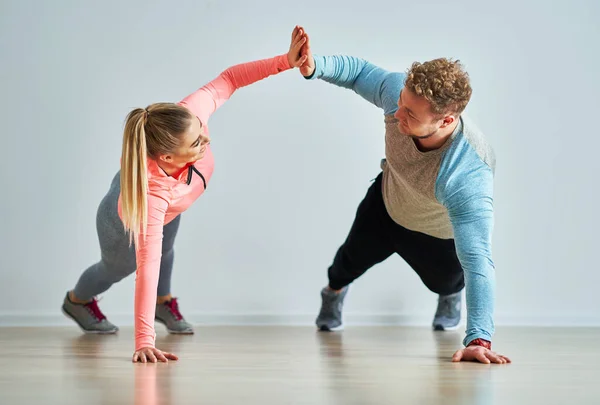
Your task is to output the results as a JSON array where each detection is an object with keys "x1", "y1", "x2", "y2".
[
  {"x1": 287, "y1": 25, "x2": 309, "y2": 68},
  {"x1": 297, "y1": 26, "x2": 315, "y2": 77}
]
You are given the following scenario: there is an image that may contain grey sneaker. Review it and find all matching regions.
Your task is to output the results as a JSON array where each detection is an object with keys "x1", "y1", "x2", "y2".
[
  {"x1": 61, "y1": 292, "x2": 119, "y2": 334},
  {"x1": 155, "y1": 298, "x2": 194, "y2": 334},
  {"x1": 432, "y1": 291, "x2": 462, "y2": 331},
  {"x1": 316, "y1": 286, "x2": 348, "y2": 331}
]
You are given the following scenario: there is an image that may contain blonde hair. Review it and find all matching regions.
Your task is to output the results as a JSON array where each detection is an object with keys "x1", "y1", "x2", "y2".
[
  {"x1": 120, "y1": 102, "x2": 193, "y2": 245},
  {"x1": 405, "y1": 58, "x2": 472, "y2": 116}
]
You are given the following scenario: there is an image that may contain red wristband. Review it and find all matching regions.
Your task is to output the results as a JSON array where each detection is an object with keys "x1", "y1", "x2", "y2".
[{"x1": 467, "y1": 338, "x2": 492, "y2": 350}]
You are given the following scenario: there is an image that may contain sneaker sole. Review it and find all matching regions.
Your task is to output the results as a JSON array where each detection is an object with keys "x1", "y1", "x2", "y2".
[
  {"x1": 155, "y1": 317, "x2": 194, "y2": 335},
  {"x1": 61, "y1": 306, "x2": 118, "y2": 334},
  {"x1": 433, "y1": 324, "x2": 460, "y2": 331},
  {"x1": 317, "y1": 323, "x2": 344, "y2": 332}
]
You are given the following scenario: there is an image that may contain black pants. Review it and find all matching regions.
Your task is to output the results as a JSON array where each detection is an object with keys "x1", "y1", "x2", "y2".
[{"x1": 328, "y1": 172, "x2": 464, "y2": 296}]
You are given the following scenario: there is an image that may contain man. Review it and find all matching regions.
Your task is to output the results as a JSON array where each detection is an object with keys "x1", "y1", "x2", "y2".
[{"x1": 297, "y1": 28, "x2": 510, "y2": 364}]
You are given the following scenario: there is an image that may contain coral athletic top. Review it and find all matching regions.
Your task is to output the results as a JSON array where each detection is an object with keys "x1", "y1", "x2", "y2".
[{"x1": 117, "y1": 53, "x2": 292, "y2": 351}]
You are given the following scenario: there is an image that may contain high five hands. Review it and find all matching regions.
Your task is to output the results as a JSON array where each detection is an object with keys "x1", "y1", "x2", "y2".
[{"x1": 287, "y1": 25, "x2": 315, "y2": 77}]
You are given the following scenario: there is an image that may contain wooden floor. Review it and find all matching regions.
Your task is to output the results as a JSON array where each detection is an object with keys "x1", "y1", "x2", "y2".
[{"x1": 0, "y1": 326, "x2": 599, "y2": 404}]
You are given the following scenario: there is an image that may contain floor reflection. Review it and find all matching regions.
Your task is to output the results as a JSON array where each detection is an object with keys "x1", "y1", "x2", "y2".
[{"x1": 315, "y1": 328, "x2": 498, "y2": 405}]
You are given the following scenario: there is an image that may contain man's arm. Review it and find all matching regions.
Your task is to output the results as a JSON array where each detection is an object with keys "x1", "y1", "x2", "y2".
[
  {"x1": 448, "y1": 195, "x2": 510, "y2": 364},
  {"x1": 303, "y1": 54, "x2": 405, "y2": 115},
  {"x1": 438, "y1": 158, "x2": 496, "y2": 347},
  {"x1": 448, "y1": 189, "x2": 496, "y2": 348}
]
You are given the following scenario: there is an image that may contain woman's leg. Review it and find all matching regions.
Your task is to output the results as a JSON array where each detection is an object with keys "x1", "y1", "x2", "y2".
[
  {"x1": 156, "y1": 214, "x2": 181, "y2": 299},
  {"x1": 154, "y1": 214, "x2": 194, "y2": 334},
  {"x1": 62, "y1": 172, "x2": 135, "y2": 333}
]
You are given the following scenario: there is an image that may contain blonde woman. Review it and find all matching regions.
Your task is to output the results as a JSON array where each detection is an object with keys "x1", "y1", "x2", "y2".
[{"x1": 62, "y1": 26, "x2": 309, "y2": 363}]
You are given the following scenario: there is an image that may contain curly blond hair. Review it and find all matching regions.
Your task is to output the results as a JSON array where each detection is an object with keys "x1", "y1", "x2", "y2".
[{"x1": 405, "y1": 58, "x2": 472, "y2": 116}]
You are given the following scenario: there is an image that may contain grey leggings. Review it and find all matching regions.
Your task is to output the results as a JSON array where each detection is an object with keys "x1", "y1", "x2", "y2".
[{"x1": 73, "y1": 171, "x2": 180, "y2": 301}]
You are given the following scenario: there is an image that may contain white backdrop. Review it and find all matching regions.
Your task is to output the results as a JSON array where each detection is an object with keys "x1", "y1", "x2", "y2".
[{"x1": 1, "y1": 0, "x2": 598, "y2": 329}]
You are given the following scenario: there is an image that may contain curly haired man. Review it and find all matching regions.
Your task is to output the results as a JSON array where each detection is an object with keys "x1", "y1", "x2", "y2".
[{"x1": 296, "y1": 27, "x2": 510, "y2": 364}]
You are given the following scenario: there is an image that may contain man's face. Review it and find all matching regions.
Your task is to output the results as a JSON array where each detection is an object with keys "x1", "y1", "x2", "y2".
[{"x1": 393, "y1": 88, "x2": 454, "y2": 139}]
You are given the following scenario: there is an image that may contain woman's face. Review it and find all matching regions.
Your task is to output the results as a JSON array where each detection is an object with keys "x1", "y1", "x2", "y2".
[{"x1": 163, "y1": 116, "x2": 210, "y2": 167}]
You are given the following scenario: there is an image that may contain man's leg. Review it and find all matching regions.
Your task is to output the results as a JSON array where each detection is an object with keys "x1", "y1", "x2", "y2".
[
  {"x1": 317, "y1": 173, "x2": 395, "y2": 331},
  {"x1": 389, "y1": 226, "x2": 464, "y2": 330}
]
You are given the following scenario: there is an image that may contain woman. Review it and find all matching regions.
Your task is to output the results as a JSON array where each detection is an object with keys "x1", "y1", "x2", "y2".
[{"x1": 62, "y1": 26, "x2": 309, "y2": 363}]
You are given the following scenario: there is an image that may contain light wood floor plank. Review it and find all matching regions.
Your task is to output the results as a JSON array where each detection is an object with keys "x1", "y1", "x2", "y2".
[{"x1": 0, "y1": 326, "x2": 598, "y2": 404}]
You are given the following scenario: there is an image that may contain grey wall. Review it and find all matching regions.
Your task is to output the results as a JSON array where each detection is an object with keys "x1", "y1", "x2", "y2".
[{"x1": 1, "y1": 0, "x2": 598, "y2": 328}]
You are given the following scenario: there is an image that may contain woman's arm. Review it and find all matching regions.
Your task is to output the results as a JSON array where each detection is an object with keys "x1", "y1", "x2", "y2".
[
  {"x1": 133, "y1": 190, "x2": 169, "y2": 352},
  {"x1": 178, "y1": 26, "x2": 308, "y2": 124}
]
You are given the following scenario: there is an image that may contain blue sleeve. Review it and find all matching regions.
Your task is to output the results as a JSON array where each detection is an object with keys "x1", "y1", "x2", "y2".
[
  {"x1": 436, "y1": 148, "x2": 496, "y2": 347},
  {"x1": 305, "y1": 54, "x2": 405, "y2": 115}
]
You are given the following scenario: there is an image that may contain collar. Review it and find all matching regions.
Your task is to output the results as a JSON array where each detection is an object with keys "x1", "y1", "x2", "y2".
[{"x1": 147, "y1": 158, "x2": 206, "y2": 189}]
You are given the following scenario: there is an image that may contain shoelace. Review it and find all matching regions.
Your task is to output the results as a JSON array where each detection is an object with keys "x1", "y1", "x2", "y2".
[
  {"x1": 84, "y1": 299, "x2": 107, "y2": 322},
  {"x1": 165, "y1": 298, "x2": 183, "y2": 321}
]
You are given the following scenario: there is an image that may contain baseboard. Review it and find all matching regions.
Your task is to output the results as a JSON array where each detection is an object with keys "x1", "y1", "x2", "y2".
[
  {"x1": 0, "y1": 313, "x2": 430, "y2": 327},
  {"x1": 0, "y1": 312, "x2": 598, "y2": 327}
]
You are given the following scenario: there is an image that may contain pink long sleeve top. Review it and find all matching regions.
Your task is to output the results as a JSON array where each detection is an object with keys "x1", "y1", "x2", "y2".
[{"x1": 117, "y1": 53, "x2": 292, "y2": 351}]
